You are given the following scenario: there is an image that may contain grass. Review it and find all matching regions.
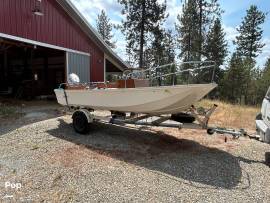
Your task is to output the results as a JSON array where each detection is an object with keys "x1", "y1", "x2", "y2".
[
  {"x1": 198, "y1": 99, "x2": 260, "y2": 130},
  {"x1": 0, "y1": 103, "x2": 18, "y2": 118}
]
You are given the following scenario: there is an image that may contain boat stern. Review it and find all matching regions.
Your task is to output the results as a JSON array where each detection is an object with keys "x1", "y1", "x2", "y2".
[{"x1": 54, "y1": 89, "x2": 67, "y2": 106}]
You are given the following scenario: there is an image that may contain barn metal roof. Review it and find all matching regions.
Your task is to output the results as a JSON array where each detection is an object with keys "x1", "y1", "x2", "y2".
[{"x1": 56, "y1": 0, "x2": 130, "y2": 71}]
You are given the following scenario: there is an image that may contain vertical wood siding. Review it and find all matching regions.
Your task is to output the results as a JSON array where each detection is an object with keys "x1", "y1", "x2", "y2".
[{"x1": 0, "y1": 0, "x2": 104, "y2": 82}]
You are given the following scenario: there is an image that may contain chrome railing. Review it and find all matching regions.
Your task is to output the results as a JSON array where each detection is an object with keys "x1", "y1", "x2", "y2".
[
  {"x1": 123, "y1": 60, "x2": 216, "y2": 86},
  {"x1": 59, "y1": 61, "x2": 216, "y2": 89}
]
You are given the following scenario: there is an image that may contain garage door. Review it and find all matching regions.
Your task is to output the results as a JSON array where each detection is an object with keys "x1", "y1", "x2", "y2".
[{"x1": 67, "y1": 52, "x2": 90, "y2": 83}]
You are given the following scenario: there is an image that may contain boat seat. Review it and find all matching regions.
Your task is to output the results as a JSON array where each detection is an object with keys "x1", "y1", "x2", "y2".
[
  {"x1": 117, "y1": 79, "x2": 149, "y2": 88},
  {"x1": 96, "y1": 79, "x2": 149, "y2": 89}
]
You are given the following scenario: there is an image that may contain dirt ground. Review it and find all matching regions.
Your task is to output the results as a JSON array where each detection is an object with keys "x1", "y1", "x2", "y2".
[{"x1": 0, "y1": 101, "x2": 269, "y2": 202}]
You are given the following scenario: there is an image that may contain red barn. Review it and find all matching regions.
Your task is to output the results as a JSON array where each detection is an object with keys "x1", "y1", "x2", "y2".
[{"x1": 0, "y1": 0, "x2": 129, "y2": 98}]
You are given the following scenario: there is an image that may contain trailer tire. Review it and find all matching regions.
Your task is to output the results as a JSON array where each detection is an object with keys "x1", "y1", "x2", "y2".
[
  {"x1": 207, "y1": 128, "x2": 215, "y2": 135},
  {"x1": 265, "y1": 152, "x2": 270, "y2": 167},
  {"x1": 171, "y1": 113, "x2": 195, "y2": 123},
  {"x1": 72, "y1": 111, "x2": 90, "y2": 134}
]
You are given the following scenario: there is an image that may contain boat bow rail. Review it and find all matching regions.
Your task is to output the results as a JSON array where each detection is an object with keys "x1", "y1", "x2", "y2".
[
  {"x1": 57, "y1": 60, "x2": 217, "y2": 90},
  {"x1": 123, "y1": 60, "x2": 217, "y2": 86}
]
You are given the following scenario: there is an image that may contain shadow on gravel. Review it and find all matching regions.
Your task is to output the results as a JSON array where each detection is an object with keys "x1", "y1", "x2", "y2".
[
  {"x1": 0, "y1": 101, "x2": 63, "y2": 136},
  {"x1": 48, "y1": 119, "x2": 260, "y2": 190}
]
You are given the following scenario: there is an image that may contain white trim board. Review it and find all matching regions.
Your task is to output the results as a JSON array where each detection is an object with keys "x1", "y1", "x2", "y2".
[
  {"x1": 66, "y1": 52, "x2": 69, "y2": 82},
  {"x1": 0, "y1": 32, "x2": 90, "y2": 56}
]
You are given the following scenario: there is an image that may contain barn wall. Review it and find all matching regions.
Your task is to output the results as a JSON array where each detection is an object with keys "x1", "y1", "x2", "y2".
[{"x1": 0, "y1": 0, "x2": 104, "y2": 82}]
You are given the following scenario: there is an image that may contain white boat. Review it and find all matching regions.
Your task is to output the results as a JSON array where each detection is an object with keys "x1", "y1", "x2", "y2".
[{"x1": 54, "y1": 83, "x2": 217, "y2": 114}]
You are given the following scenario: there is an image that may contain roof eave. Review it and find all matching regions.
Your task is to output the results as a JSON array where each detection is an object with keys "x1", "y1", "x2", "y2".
[{"x1": 56, "y1": 0, "x2": 130, "y2": 71}]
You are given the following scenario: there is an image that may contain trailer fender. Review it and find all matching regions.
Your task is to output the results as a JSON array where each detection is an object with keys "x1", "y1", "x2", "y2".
[{"x1": 72, "y1": 109, "x2": 94, "y2": 123}]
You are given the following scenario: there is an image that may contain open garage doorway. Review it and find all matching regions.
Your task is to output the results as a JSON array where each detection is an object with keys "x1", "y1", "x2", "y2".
[{"x1": 0, "y1": 38, "x2": 65, "y2": 99}]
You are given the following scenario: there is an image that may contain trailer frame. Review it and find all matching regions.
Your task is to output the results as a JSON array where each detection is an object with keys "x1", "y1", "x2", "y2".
[
  {"x1": 69, "y1": 104, "x2": 247, "y2": 138},
  {"x1": 67, "y1": 105, "x2": 270, "y2": 166}
]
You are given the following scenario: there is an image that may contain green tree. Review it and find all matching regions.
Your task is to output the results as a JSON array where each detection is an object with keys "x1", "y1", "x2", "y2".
[
  {"x1": 163, "y1": 30, "x2": 175, "y2": 64},
  {"x1": 150, "y1": 29, "x2": 176, "y2": 85},
  {"x1": 96, "y1": 10, "x2": 116, "y2": 49},
  {"x1": 176, "y1": 0, "x2": 200, "y2": 62},
  {"x1": 262, "y1": 58, "x2": 270, "y2": 90},
  {"x1": 248, "y1": 67, "x2": 263, "y2": 105},
  {"x1": 163, "y1": 30, "x2": 177, "y2": 84},
  {"x1": 197, "y1": 0, "x2": 222, "y2": 59},
  {"x1": 234, "y1": 5, "x2": 266, "y2": 59},
  {"x1": 258, "y1": 58, "x2": 270, "y2": 100},
  {"x1": 204, "y1": 18, "x2": 228, "y2": 82},
  {"x1": 220, "y1": 53, "x2": 252, "y2": 103},
  {"x1": 150, "y1": 29, "x2": 175, "y2": 67},
  {"x1": 176, "y1": 0, "x2": 221, "y2": 62},
  {"x1": 119, "y1": 0, "x2": 167, "y2": 68}
]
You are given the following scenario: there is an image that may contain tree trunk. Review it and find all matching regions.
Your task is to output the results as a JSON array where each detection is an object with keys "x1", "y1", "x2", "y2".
[
  {"x1": 249, "y1": 18, "x2": 256, "y2": 58},
  {"x1": 139, "y1": 0, "x2": 146, "y2": 69},
  {"x1": 198, "y1": 0, "x2": 203, "y2": 61}
]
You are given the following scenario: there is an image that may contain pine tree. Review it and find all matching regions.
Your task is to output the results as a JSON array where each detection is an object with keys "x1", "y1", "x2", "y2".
[
  {"x1": 176, "y1": 0, "x2": 200, "y2": 62},
  {"x1": 119, "y1": 0, "x2": 167, "y2": 68},
  {"x1": 96, "y1": 10, "x2": 116, "y2": 49},
  {"x1": 220, "y1": 53, "x2": 252, "y2": 103},
  {"x1": 176, "y1": 0, "x2": 221, "y2": 62},
  {"x1": 264, "y1": 57, "x2": 270, "y2": 72},
  {"x1": 204, "y1": 18, "x2": 228, "y2": 82},
  {"x1": 262, "y1": 58, "x2": 270, "y2": 94},
  {"x1": 224, "y1": 5, "x2": 267, "y2": 104},
  {"x1": 150, "y1": 28, "x2": 175, "y2": 67},
  {"x1": 259, "y1": 58, "x2": 270, "y2": 98},
  {"x1": 151, "y1": 28, "x2": 165, "y2": 67},
  {"x1": 234, "y1": 5, "x2": 266, "y2": 59},
  {"x1": 152, "y1": 29, "x2": 176, "y2": 85},
  {"x1": 163, "y1": 30, "x2": 177, "y2": 84},
  {"x1": 248, "y1": 66, "x2": 263, "y2": 105},
  {"x1": 197, "y1": 0, "x2": 222, "y2": 59},
  {"x1": 163, "y1": 30, "x2": 175, "y2": 64},
  {"x1": 146, "y1": 28, "x2": 175, "y2": 85}
]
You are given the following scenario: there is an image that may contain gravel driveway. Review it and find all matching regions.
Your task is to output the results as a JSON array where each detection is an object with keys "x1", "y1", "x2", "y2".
[{"x1": 0, "y1": 103, "x2": 269, "y2": 202}]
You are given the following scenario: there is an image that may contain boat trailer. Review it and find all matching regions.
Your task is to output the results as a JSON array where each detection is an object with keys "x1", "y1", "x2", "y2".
[
  {"x1": 70, "y1": 104, "x2": 247, "y2": 139},
  {"x1": 69, "y1": 104, "x2": 270, "y2": 166},
  {"x1": 109, "y1": 104, "x2": 247, "y2": 139}
]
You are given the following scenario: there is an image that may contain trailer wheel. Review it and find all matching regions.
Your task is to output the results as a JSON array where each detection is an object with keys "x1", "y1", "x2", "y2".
[
  {"x1": 265, "y1": 152, "x2": 270, "y2": 167},
  {"x1": 72, "y1": 111, "x2": 89, "y2": 134},
  {"x1": 207, "y1": 128, "x2": 215, "y2": 135}
]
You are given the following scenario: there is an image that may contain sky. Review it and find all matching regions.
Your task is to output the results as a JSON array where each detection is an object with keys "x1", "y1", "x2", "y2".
[{"x1": 70, "y1": 0, "x2": 270, "y2": 67}]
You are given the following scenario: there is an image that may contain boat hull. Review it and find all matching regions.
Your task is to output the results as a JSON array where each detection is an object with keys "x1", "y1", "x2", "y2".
[{"x1": 54, "y1": 83, "x2": 217, "y2": 114}]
